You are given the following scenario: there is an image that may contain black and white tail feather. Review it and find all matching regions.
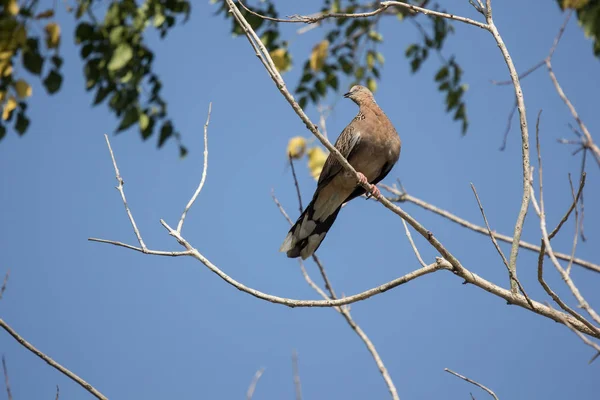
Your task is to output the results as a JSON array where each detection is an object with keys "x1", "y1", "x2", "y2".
[{"x1": 279, "y1": 192, "x2": 344, "y2": 260}]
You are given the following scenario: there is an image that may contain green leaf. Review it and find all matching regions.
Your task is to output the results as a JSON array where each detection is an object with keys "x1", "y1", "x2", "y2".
[
  {"x1": 117, "y1": 107, "x2": 139, "y2": 132},
  {"x1": 327, "y1": 74, "x2": 338, "y2": 91},
  {"x1": 435, "y1": 66, "x2": 449, "y2": 82},
  {"x1": 23, "y1": 50, "x2": 44, "y2": 75},
  {"x1": 108, "y1": 43, "x2": 133, "y2": 71},
  {"x1": 75, "y1": 22, "x2": 94, "y2": 43},
  {"x1": 51, "y1": 55, "x2": 63, "y2": 68},
  {"x1": 15, "y1": 112, "x2": 30, "y2": 135},
  {"x1": 43, "y1": 70, "x2": 63, "y2": 94},
  {"x1": 410, "y1": 58, "x2": 421, "y2": 73},
  {"x1": 0, "y1": 124, "x2": 5, "y2": 141},
  {"x1": 300, "y1": 73, "x2": 312, "y2": 83},
  {"x1": 76, "y1": 0, "x2": 91, "y2": 19},
  {"x1": 80, "y1": 43, "x2": 94, "y2": 58},
  {"x1": 94, "y1": 85, "x2": 112, "y2": 105},
  {"x1": 109, "y1": 26, "x2": 125, "y2": 44},
  {"x1": 298, "y1": 96, "x2": 307, "y2": 109},
  {"x1": 179, "y1": 145, "x2": 188, "y2": 159},
  {"x1": 316, "y1": 80, "x2": 327, "y2": 96},
  {"x1": 158, "y1": 120, "x2": 173, "y2": 147},
  {"x1": 405, "y1": 44, "x2": 419, "y2": 57},
  {"x1": 154, "y1": 12, "x2": 166, "y2": 27}
]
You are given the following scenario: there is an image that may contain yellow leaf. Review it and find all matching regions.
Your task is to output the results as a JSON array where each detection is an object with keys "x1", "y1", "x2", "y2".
[
  {"x1": 6, "y1": 0, "x2": 19, "y2": 16},
  {"x1": 366, "y1": 77, "x2": 377, "y2": 93},
  {"x1": 307, "y1": 146, "x2": 328, "y2": 180},
  {"x1": 44, "y1": 22, "x2": 60, "y2": 49},
  {"x1": 35, "y1": 9, "x2": 55, "y2": 19},
  {"x1": 563, "y1": 0, "x2": 589, "y2": 9},
  {"x1": 366, "y1": 52, "x2": 375, "y2": 70},
  {"x1": 270, "y1": 48, "x2": 291, "y2": 73},
  {"x1": 2, "y1": 95, "x2": 16, "y2": 120},
  {"x1": 0, "y1": 61, "x2": 11, "y2": 77},
  {"x1": 0, "y1": 91, "x2": 5, "y2": 102},
  {"x1": 287, "y1": 136, "x2": 307, "y2": 159},
  {"x1": 310, "y1": 40, "x2": 329, "y2": 72},
  {"x1": 0, "y1": 22, "x2": 27, "y2": 55},
  {"x1": 14, "y1": 79, "x2": 31, "y2": 98}
]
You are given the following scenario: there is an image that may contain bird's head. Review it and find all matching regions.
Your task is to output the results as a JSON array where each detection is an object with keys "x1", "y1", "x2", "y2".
[{"x1": 343, "y1": 85, "x2": 375, "y2": 105}]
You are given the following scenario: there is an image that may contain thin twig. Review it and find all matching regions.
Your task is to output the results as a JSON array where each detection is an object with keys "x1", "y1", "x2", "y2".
[
  {"x1": 87, "y1": 238, "x2": 192, "y2": 257},
  {"x1": 104, "y1": 134, "x2": 147, "y2": 251},
  {"x1": 0, "y1": 319, "x2": 107, "y2": 400},
  {"x1": 55, "y1": 385, "x2": 60, "y2": 400},
  {"x1": 565, "y1": 175, "x2": 580, "y2": 275},
  {"x1": 547, "y1": 61, "x2": 600, "y2": 167},
  {"x1": 444, "y1": 368, "x2": 499, "y2": 400},
  {"x1": 288, "y1": 157, "x2": 303, "y2": 213},
  {"x1": 271, "y1": 189, "x2": 293, "y2": 225},
  {"x1": 534, "y1": 113, "x2": 600, "y2": 327},
  {"x1": 470, "y1": 183, "x2": 534, "y2": 309},
  {"x1": 401, "y1": 219, "x2": 427, "y2": 268},
  {"x1": 0, "y1": 269, "x2": 9, "y2": 301},
  {"x1": 499, "y1": 101, "x2": 517, "y2": 151},
  {"x1": 292, "y1": 350, "x2": 302, "y2": 400},
  {"x1": 491, "y1": 11, "x2": 571, "y2": 86},
  {"x1": 246, "y1": 368, "x2": 265, "y2": 400},
  {"x1": 177, "y1": 103, "x2": 212, "y2": 233},
  {"x1": 2, "y1": 356, "x2": 12, "y2": 400},
  {"x1": 547, "y1": 302, "x2": 600, "y2": 364},
  {"x1": 380, "y1": 184, "x2": 600, "y2": 274}
]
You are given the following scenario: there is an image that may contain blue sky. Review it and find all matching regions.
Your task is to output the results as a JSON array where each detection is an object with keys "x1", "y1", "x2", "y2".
[{"x1": 0, "y1": 1, "x2": 599, "y2": 399}]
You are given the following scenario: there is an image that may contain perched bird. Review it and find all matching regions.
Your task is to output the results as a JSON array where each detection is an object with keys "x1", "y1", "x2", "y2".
[{"x1": 280, "y1": 85, "x2": 402, "y2": 259}]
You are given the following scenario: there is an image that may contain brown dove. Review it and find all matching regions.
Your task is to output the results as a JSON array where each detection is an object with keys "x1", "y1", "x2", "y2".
[{"x1": 280, "y1": 85, "x2": 401, "y2": 259}]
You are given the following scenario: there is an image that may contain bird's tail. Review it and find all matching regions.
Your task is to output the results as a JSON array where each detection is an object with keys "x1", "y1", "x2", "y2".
[{"x1": 279, "y1": 193, "x2": 343, "y2": 260}]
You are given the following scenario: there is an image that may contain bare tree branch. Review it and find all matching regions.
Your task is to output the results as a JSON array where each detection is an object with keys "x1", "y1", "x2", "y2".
[
  {"x1": 547, "y1": 303, "x2": 600, "y2": 364},
  {"x1": 177, "y1": 103, "x2": 212, "y2": 233},
  {"x1": 246, "y1": 368, "x2": 265, "y2": 400},
  {"x1": 470, "y1": 183, "x2": 534, "y2": 309},
  {"x1": 0, "y1": 269, "x2": 9, "y2": 301},
  {"x1": 444, "y1": 368, "x2": 499, "y2": 400},
  {"x1": 104, "y1": 134, "x2": 147, "y2": 252},
  {"x1": 381, "y1": 184, "x2": 599, "y2": 274},
  {"x1": 238, "y1": 0, "x2": 489, "y2": 29},
  {"x1": 401, "y1": 219, "x2": 427, "y2": 269},
  {"x1": 0, "y1": 319, "x2": 107, "y2": 400},
  {"x1": 2, "y1": 356, "x2": 12, "y2": 400},
  {"x1": 533, "y1": 113, "x2": 600, "y2": 330},
  {"x1": 485, "y1": 9, "x2": 531, "y2": 294},
  {"x1": 292, "y1": 350, "x2": 302, "y2": 400}
]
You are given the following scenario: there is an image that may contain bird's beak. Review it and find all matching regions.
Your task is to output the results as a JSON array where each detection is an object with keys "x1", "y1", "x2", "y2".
[{"x1": 343, "y1": 92, "x2": 351, "y2": 98}]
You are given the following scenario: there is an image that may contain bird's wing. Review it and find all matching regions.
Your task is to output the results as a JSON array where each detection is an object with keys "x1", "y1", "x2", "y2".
[{"x1": 317, "y1": 123, "x2": 361, "y2": 189}]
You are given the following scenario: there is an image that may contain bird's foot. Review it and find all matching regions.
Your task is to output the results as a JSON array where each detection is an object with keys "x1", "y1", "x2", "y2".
[
  {"x1": 356, "y1": 172, "x2": 369, "y2": 186},
  {"x1": 365, "y1": 185, "x2": 381, "y2": 200},
  {"x1": 357, "y1": 172, "x2": 381, "y2": 200}
]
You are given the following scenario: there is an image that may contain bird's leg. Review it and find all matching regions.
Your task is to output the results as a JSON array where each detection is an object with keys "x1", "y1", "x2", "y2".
[{"x1": 357, "y1": 172, "x2": 381, "y2": 200}]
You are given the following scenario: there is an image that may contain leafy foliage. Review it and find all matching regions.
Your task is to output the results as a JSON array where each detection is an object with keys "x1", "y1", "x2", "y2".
[
  {"x1": 0, "y1": 0, "x2": 191, "y2": 157},
  {"x1": 559, "y1": 0, "x2": 600, "y2": 58},
  {"x1": 0, "y1": 0, "x2": 62, "y2": 139},
  {"x1": 75, "y1": 0, "x2": 191, "y2": 157},
  {"x1": 214, "y1": 0, "x2": 470, "y2": 135}
]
